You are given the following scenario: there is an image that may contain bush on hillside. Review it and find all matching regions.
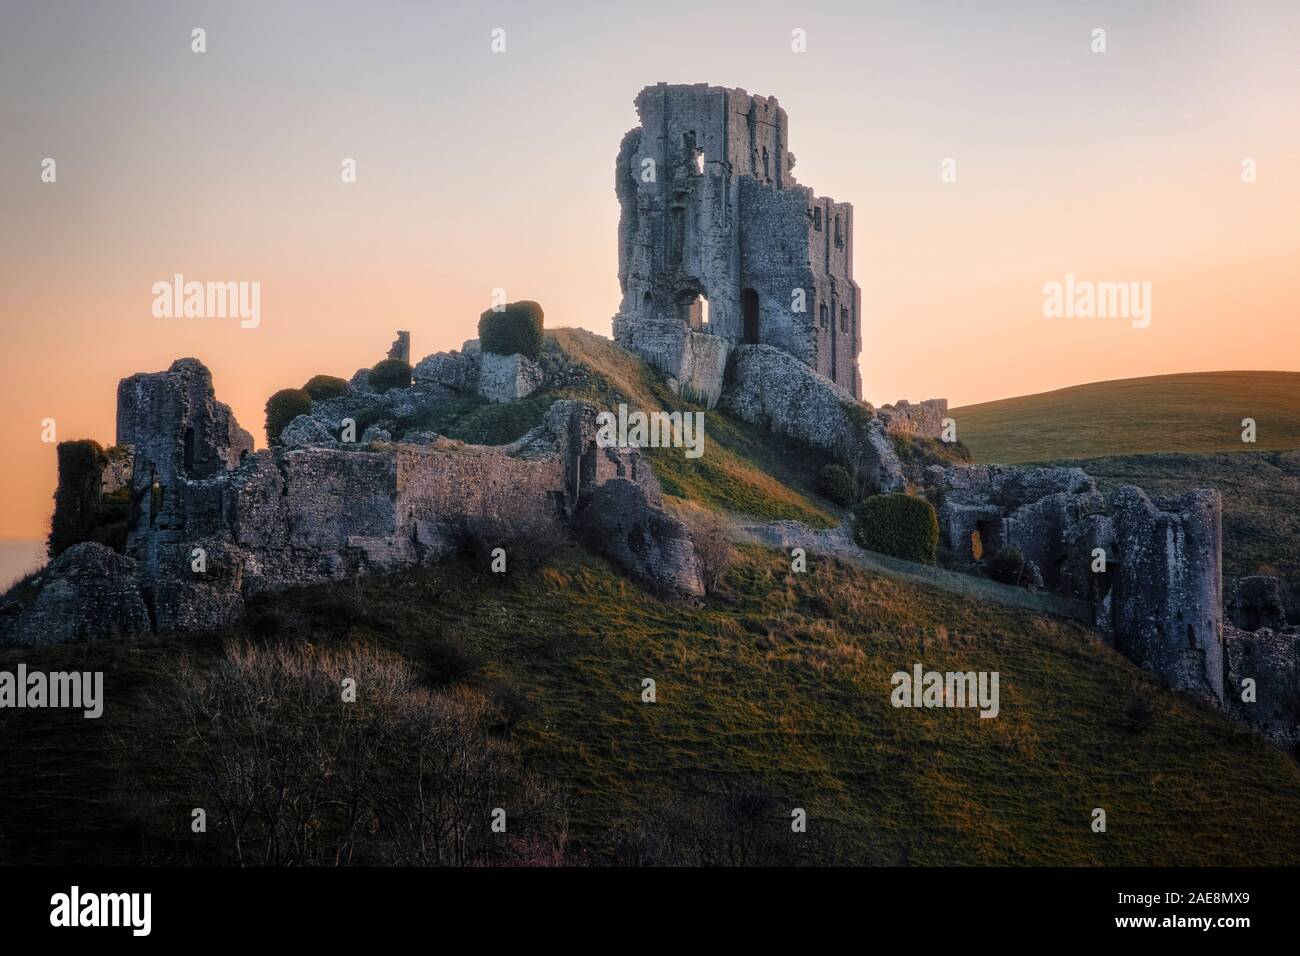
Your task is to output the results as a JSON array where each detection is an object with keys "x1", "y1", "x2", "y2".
[
  {"x1": 302, "y1": 374, "x2": 350, "y2": 401},
  {"x1": 457, "y1": 513, "x2": 568, "y2": 575},
  {"x1": 817, "y1": 464, "x2": 855, "y2": 506},
  {"x1": 478, "y1": 300, "x2": 544, "y2": 359},
  {"x1": 368, "y1": 359, "x2": 412, "y2": 395},
  {"x1": 852, "y1": 493, "x2": 939, "y2": 565},
  {"x1": 987, "y1": 545, "x2": 1025, "y2": 585},
  {"x1": 134, "y1": 643, "x2": 564, "y2": 866},
  {"x1": 264, "y1": 388, "x2": 312, "y2": 446},
  {"x1": 682, "y1": 508, "x2": 736, "y2": 596}
]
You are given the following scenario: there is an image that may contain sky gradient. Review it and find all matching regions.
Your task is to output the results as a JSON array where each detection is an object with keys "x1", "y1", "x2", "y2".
[{"x1": 2, "y1": 0, "x2": 1298, "y2": 538}]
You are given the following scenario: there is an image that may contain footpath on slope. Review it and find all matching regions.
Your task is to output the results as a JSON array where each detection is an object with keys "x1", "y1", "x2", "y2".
[{"x1": 735, "y1": 519, "x2": 1092, "y2": 623}]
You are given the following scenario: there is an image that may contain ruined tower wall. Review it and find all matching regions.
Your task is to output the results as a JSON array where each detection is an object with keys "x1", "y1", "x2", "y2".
[
  {"x1": 1110, "y1": 487, "x2": 1225, "y2": 704},
  {"x1": 737, "y1": 180, "x2": 817, "y2": 368},
  {"x1": 613, "y1": 83, "x2": 861, "y2": 400}
]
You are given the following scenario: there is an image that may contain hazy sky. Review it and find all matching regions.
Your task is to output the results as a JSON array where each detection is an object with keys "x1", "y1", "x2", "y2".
[{"x1": 2, "y1": 0, "x2": 1298, "y2": 538}]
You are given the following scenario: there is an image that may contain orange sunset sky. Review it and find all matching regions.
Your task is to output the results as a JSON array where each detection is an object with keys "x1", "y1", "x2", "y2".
[{"x1": 2, "y1": 0, "x2": 1299, "y2": 539}]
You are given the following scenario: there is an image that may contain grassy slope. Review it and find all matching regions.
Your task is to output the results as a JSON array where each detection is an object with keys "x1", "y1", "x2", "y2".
[
  {"x1": 3, "y1": 547, "x2": 1300, "y2": 866},
  {"x1": 952, "y1": 371, "x2": 1300, "y2": 464}
]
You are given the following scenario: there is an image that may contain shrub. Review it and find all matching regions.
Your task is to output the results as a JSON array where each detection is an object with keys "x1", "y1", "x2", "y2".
[
  {"x1": 682, "y1": 508, "x2": 736, "y2": 595},
  {"x1": 987, "y1": 545, "x2": 1025, "y2": 585},
  {"x1": 136, "y1": 643, "x2": 564, "y2": 866},
  {"x1": 478, "y1": 300, "x2": 544, "y2": 359},
  {"x1": 817, "y1": 464, "x2": 855, "y2": 506},
  {"x1": 852, "y1": 493, "x2": 939, "y2": 565},
  {"x1": 302, "y1": 374, "x2": 350, "y2": 401},
  {"x1": 368, "y1": 358, "x2": 412, "y2": 395},
  {"x1": 264, "y1": 388, "x2": 312, "y2": 446}
]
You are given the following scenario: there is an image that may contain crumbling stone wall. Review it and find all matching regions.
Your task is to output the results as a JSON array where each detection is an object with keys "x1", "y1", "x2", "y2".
[
  {"x1": 387, "y1": 330, "x2": 410, "y2": 364},
  {"x1": 6, "y1": 359, "x2": 703, "y2": 644},
  {"x1": 612, "y1": 83, "x2": 862, "y2": 400},
  {"x1": 1225, "y1": 624, "x2": 1300, "y2": 749},
  {"x1": 926, "y1": 464, "x2": 1225, "y2": 703},
  {"x1": 877, "y1": 399, "x2": 948, "y2": 439},
  {"x1": 1228, "y1": 575, "x2": 1288, "y2": 632}
]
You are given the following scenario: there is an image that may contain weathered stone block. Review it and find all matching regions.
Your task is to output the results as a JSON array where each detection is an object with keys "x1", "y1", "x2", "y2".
[
  {"x1": 413, "y1": 345, "x2": 480, "y2": 392},
  {"x1": 5, "y1": 543, "x2": 150, "y2": 646},
  {"x1": 479, "y1": 351, "x2": 544, "y2": 403},
  {"x1": 577, "y1": 478, "x2": 704, "y2": 600},
  {"x1": 721, "y1": 344, "x2": 902, "y2": 491}
]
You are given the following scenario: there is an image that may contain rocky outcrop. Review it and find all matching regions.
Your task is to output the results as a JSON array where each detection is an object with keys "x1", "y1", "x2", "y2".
[
  {"x1": 1, "y1": 543, "x2": 150, "y2": 646},
  {"x1": 721, "y1": 344, "x2": 903, "y2": 491},
  {"x1": 577, "y1": 478, "x2": 705, "y2": 600}
]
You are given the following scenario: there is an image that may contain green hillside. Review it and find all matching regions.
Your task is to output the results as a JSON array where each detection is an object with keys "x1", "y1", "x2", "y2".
[
  {"x1": 6, "y1": 340, "x2": 1300, "y2": 867},
  {"x1": 4, "y1": 545, "x2": 1300, "y2": 866},
  {"x1": 952, "y1": 371, "x2": 1300, "y2": 464}
]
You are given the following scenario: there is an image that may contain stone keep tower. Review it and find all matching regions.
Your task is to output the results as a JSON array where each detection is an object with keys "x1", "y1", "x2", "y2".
[{"x1": 612, "y1": 83, "x2": 862, "y2": 402}]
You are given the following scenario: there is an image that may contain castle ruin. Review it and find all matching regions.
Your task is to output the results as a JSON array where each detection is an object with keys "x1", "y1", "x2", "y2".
[{"x1": 612, "y1": 83, "x2": 861, "y2": 404}]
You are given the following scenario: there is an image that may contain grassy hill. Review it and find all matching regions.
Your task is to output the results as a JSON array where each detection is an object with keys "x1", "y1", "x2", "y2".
[
  {"x1": 6, "y1": 340, "x2": 1300, "y2": 867},
  {"x1": 4, "y1": 545, "x2": 1300, "y2": 867},
  {"x1": 952, "y1": 371, "x2": 1300, "y2": 464}
]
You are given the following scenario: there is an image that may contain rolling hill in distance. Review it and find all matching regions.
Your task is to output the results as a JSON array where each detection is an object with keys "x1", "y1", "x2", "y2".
[{"x1": 952, "y1": 371, "x2": 1300, "y2": 464}]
